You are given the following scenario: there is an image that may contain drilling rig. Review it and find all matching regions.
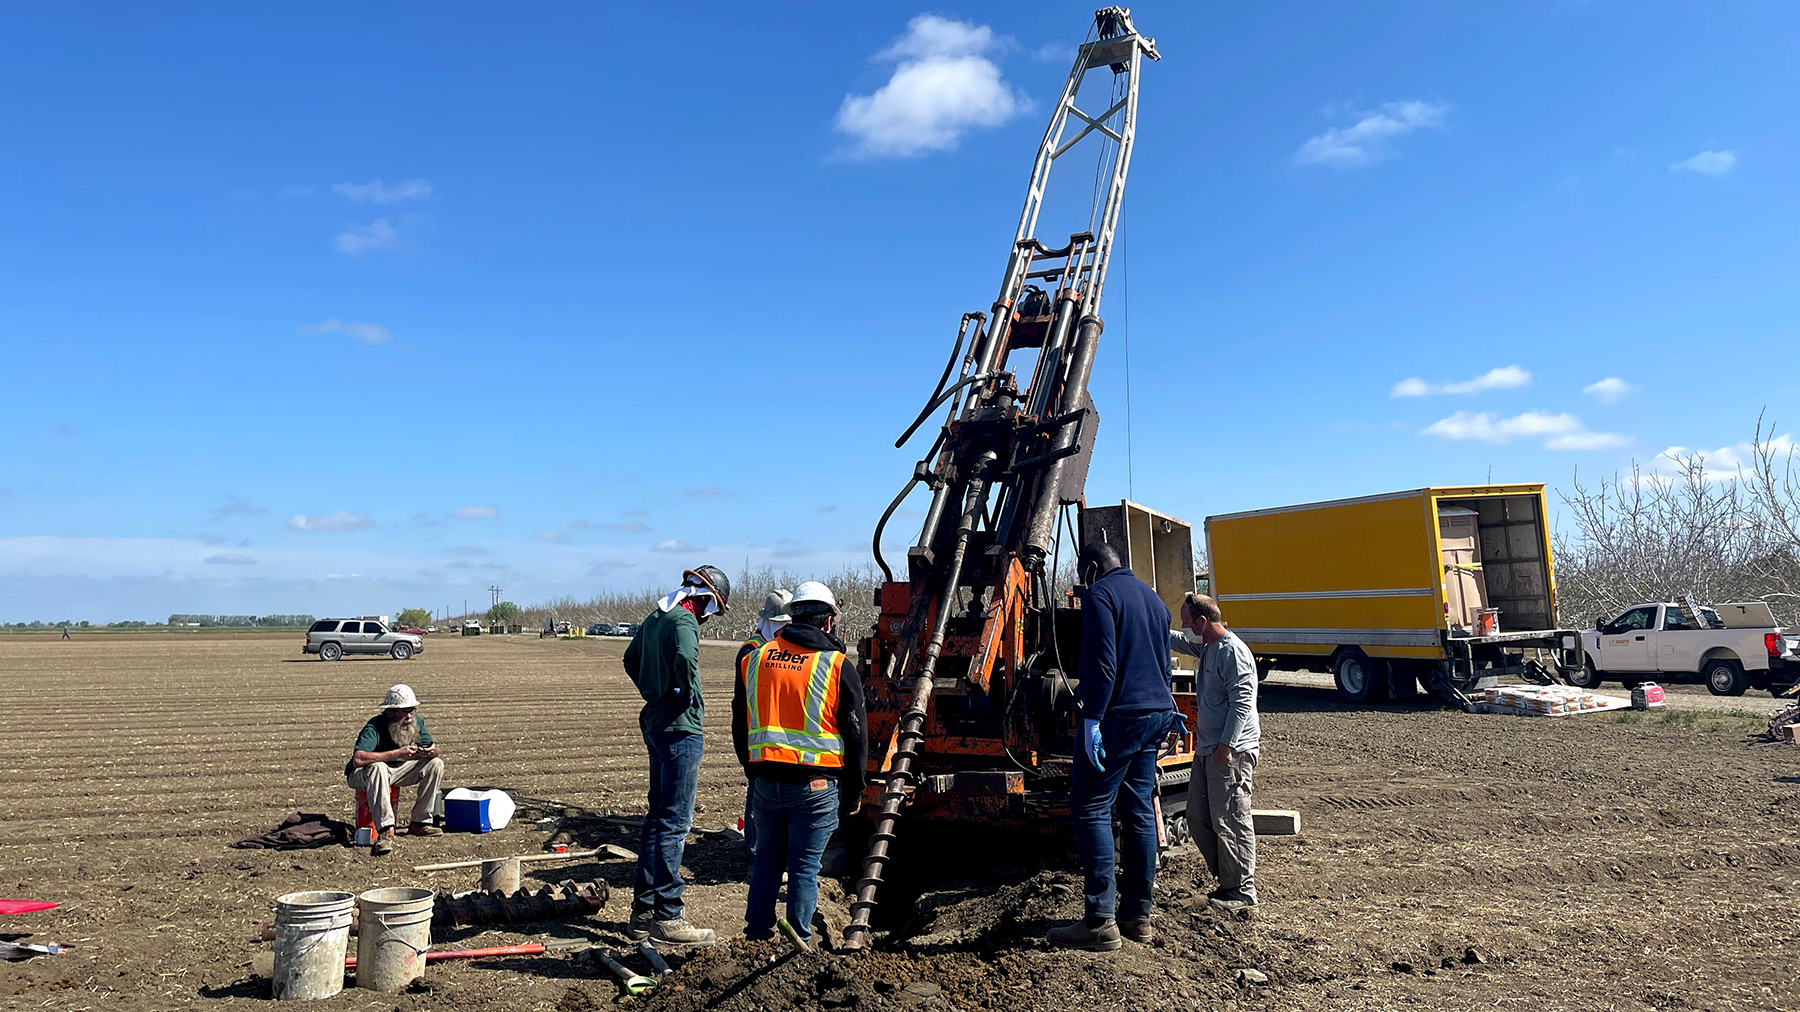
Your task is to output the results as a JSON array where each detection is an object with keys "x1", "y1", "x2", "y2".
[{"x1": 843, "y1": 8, "x2": 1199, "y2": 949}]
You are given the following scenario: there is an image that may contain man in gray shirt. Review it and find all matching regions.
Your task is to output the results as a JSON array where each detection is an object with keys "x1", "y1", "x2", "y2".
[{"x1": 1172, "y1": 593, "x2": 1261, "y2": 913}]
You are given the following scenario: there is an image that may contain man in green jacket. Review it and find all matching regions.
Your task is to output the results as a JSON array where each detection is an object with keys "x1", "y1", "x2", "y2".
[{"x1": 622, "y1": 565, "x2": 732, "y2": 946}]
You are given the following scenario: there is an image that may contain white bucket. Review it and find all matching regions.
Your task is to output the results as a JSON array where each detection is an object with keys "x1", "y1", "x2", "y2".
[
  {"x1": 270, "y1": 890, "x2": 355, "y2": 1001},
  {"x1": 355, "y1": 887, "x2": 433, "y2": 992}
]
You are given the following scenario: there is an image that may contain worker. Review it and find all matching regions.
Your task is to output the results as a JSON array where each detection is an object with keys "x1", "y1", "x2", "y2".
[
  {"x1": 344, "y1": 684, "x2": 445, "y2": 857},
  {"x1": 1050, "y1": 542, "x2": 1179, "y2": 951},
  {"x1": 1173, "y1": 592, "x2": 1261, "y2": 914},
  {"x1": 733, "y1": 580, "x2": 867, "y2": 947},
  {"x1": 622, "y1": 564, "x2": 733, "y2": 947},
  {"x1": 737, "y1": 589, "x2": 794, "y2": 860}
]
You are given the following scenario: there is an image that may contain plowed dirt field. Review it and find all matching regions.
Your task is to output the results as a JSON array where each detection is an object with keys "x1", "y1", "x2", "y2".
[{"x1": 3, "y1": 632, "x2": 1797, "y2": 1011}]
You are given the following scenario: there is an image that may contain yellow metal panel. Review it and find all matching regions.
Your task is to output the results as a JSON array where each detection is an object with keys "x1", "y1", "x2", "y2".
[
  {"x1": 1208, "y1": 491, "x2": 1437, "y2": 598},
  {"x1": 1224, "y1": 594, "x2": 1440, "y2": 632}
]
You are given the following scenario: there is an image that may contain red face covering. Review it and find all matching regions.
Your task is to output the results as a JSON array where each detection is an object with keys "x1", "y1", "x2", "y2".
[{"x1": 679, "y1": 597, "x2": 705, "y2": 618}]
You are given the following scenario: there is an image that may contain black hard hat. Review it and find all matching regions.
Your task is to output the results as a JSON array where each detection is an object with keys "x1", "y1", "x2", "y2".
[
  {"x1": 1078, "y1": 541, "x2": 1124, "y2": 584},
  {"x1": 684, "y1": 565, "x2": 732, "y2": 610}
]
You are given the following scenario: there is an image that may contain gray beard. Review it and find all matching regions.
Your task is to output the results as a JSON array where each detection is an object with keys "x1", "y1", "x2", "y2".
[{"x1": 388, "y1": 716, "x2": 419, "y2": 748}]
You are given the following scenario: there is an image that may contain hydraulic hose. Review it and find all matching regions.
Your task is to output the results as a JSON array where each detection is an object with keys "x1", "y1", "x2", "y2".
[{"x1": 894, "y1": 371, "x2": 997, "y2": 449}]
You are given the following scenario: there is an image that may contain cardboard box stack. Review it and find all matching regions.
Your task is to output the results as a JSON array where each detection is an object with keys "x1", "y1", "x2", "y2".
[{"x1": 1477, "y1": 684, "x2": 1626, "y2": 717}]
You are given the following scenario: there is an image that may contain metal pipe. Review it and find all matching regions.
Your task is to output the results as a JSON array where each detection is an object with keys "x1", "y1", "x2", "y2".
[
  {"x1": 1021, "y1": 315, "x2": 1103, "y2": 568},
  {"x1": 843, "y1": 455, "x2": 995, "y2": 951}
]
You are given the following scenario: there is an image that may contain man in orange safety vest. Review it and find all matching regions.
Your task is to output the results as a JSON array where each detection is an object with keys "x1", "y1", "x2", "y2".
[{"x1": 732, "y1": 580, "x2": 867, "y2": 945}]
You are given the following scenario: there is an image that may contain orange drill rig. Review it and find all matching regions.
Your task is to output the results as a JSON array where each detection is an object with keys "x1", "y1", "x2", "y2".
[{"x1": 843, "y1": 8, "x2": 1197, "y2": 950}]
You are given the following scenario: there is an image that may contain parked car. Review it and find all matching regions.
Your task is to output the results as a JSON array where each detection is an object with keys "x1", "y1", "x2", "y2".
[
  {"x1": 304, "y1": 618, "x2": 426, "y2": 661},
  {"x1": 398, "y1": 625, "x2": 428, "y2": 635},
  {"x1": 587, "y1": 622, "x2": 615, "y2": 636},
  {"x1": 1574, "y1": 601, "x2": 1799, "y2": 696},
  {"x1": 612, "y1": 622, "x2": 638, "y2": 637},
  {"x1": 462, "y1": 619, "x2": 482, "y2": 636}
]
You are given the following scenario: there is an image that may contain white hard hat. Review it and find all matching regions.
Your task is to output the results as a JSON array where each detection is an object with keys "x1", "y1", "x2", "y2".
[
  {"x1": 380, "y1": 684, "x2": 420, "y2": 709},
  {"x1": 758, "y1": 589, "x2": 794, "y2": 624},
  {"x1": 789, "y1": 581, "x2": 840, "y2": 616}
]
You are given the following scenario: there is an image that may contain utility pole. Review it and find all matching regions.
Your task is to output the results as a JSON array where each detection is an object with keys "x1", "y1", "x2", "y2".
[{"x1": 488, "y1": 585, "x2": 503, "y2": 609}]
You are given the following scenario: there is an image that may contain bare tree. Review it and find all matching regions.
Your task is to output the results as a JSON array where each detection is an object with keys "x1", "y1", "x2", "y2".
[{"x1": 1555, "y1": 418, "x2": 1798, "y2": 627}]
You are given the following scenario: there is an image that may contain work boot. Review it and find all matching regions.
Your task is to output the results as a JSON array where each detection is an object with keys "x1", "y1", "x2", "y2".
[
  {"x1": 625, "y1": 909, "x2": 653, "y2": 942},
  {"x1": 1208, "y1": 895, "x2": 1259, "y2": 918},
  {"x1": 406, "y1": 822, "x2": 443, "y2": 837},
  {"x1": 649, "y1": 918, "x2": 717, "y2": 947},
  {"x1": 371, "y1": 828, "x2": 395, "y2": 857},
  {"x1": 1120, "y1": 918, "x2": 1154, "y2": 944},
  {"x1": 1047, "y1": 917, "x2": 1122, "y2": 952}
]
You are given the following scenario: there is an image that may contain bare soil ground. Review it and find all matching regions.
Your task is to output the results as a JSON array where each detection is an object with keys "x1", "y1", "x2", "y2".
[{"x1": 3, "y1": 633, "x2": 1798, "y2": 1011}]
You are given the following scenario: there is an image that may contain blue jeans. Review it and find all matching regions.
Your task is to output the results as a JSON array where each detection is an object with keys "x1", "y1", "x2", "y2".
[
  {"x1": 745, "y1": 776, "x2": 840, "y2": 942},
  {"x1": 743, "y1": 778, "x2": 757, "y2": 859},
  {"x1": 1071, "y1": 709, "x2": 1171, "y2": 922},
  {"x1": 634, "y1": 730, "x2": 703, "y2": 920}
]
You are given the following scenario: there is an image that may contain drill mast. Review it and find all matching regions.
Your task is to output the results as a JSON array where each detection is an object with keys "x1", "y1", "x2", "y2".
[{"x1": 846, "y1": 8, "x2": 1168, "y2": 949}]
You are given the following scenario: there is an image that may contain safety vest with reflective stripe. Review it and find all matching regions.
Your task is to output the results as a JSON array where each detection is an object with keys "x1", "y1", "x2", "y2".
[{"x1": 743, "y1": 635, "x2": 845, "y2": 768}]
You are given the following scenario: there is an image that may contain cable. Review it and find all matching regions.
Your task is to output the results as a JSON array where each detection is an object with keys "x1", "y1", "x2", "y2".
[{"x1": 1121, "y1": 206, "x2": 1134, "y2": 501}]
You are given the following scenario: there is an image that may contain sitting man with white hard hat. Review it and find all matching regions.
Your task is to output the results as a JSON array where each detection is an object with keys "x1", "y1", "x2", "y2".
[{"x1": 345, "y1": 684, "x2": 445, "y2": 856}]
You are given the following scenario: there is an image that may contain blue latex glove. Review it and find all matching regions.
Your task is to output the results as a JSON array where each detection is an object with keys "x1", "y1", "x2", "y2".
[{"x1": 1082, "y1": 718, "x2": 1105, "y2": 768}]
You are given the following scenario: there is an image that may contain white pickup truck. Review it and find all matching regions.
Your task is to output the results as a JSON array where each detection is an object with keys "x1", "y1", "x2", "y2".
[{"x1": 1571, "y1": 601, "x2": 1799, "y2": 696}]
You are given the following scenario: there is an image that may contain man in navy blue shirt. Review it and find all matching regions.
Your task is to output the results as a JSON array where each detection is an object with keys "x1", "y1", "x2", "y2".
[{"x1": 1048, "y1": 541, "x2": 1180, "y2": 951}]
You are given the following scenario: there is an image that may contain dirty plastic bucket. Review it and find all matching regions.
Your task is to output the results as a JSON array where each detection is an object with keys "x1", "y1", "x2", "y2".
[
  {"x1": 355, "y1": 887, "x2": 433, "y2": 992},
  {"x1": 1476, "y1": 608, "x2": 1500, "y2": 637},
  {"x1": 270, "y1": 890, "x2": 355, "y2": 1000}
]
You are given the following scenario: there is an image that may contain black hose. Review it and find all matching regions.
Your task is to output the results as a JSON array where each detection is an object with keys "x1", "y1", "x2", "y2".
[
  {"x1": 894, "y1": 371, "x2": 996, "y2": 449},
  {"x1": 926, "y1": 314, "x2": 978, "y2": 414},
  {"x1": 872, "y1": 433, "x2": 947, "y2": 582}
]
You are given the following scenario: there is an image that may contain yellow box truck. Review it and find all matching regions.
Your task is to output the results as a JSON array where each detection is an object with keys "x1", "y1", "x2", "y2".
[{"x1": 1204, "y1": 484, "x2": 1580, "y2": 704}]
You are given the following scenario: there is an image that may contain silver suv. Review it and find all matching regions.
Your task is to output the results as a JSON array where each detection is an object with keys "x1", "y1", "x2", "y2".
[{"x1": 304, "y1": 617, "x2": 425, "y2": 661}]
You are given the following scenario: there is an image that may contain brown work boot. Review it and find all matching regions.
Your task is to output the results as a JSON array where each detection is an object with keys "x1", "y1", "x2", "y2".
[
  {"x1": 371, "y1": 828, "x2": 396, "y2": 856},
  {"x1": 1120, "y1": 918, "x2": 1154, "y2": 944},
  {"x1": 1047, "y1": 917, "x2": 1122, "y2": 951},
  {"x1": 406, "y1": 822, "x2": 443, "y2": 837}
]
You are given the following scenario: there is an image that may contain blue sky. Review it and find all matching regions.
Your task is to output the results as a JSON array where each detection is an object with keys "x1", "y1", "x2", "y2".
[{"x1": 2, "y1": 3, "x2": 1796, "y2": 622}]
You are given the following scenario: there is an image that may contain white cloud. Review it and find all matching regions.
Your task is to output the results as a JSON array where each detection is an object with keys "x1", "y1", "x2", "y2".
[
  {"x1": 1653, "y1": 433, "x2": 1796, "y2": 481},
  {"x1": 536, "y1": 530, "x2": 569, "y2": 543},
  {"x1": 1670, "y1": 150, "x2": 1736, "y2": 175},
  {"x1": 454, "y1": 505, "x2": 500, "y2": 519},
  {"x1": 1296, "y1": 99, "x2": 1448, "y2": 167},
  {"x1": 1390, "y1": 365, "x2": 1531, "y2": 398},
  {"x1": 287, "y1": 511, "x2": 374, "y2": 532},
  {"x1": 204, "y1": 553, "x2": 256, "y2": 566},
  {"x1": 650, "y1": 539, "x2": 706, "y2": 554},
  {"x1": 835, "y1": 15, "x2": 1024, "y2": 159},
  {"x1": 335, "y1": 217, "x2": 402, "y2": 255},
  {"x1": 302, "y1": 318, "x2": 393, "y2": 344},
  {"x1": 1423, "y1": 411, "x2": 1628, "y2": 451},
  {"x1": 1583, "y1": 377, "x2": 1632, "y2": 403},
  {"x1": 333, "y1": 179, "x2": 433, "y2": 203}
]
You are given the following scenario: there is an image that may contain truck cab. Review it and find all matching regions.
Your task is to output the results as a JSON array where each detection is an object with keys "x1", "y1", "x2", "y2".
[{"x1": 1575, "y1": 601, "x2": 1797, "y2": 696}]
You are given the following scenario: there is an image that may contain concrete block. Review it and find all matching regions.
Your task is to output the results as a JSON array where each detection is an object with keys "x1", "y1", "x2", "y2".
[{"x1": 1251, "y1": 809, "x2": 1300, "y2": 836}]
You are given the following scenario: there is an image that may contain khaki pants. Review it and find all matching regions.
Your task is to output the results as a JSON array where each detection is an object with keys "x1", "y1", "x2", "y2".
[
  {"x1": 1187, "y1": 749, "x2": 1257, "y2": 903},
  {"x1": 347, "y1": 758, "x2": 444, "y2": 829}
]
